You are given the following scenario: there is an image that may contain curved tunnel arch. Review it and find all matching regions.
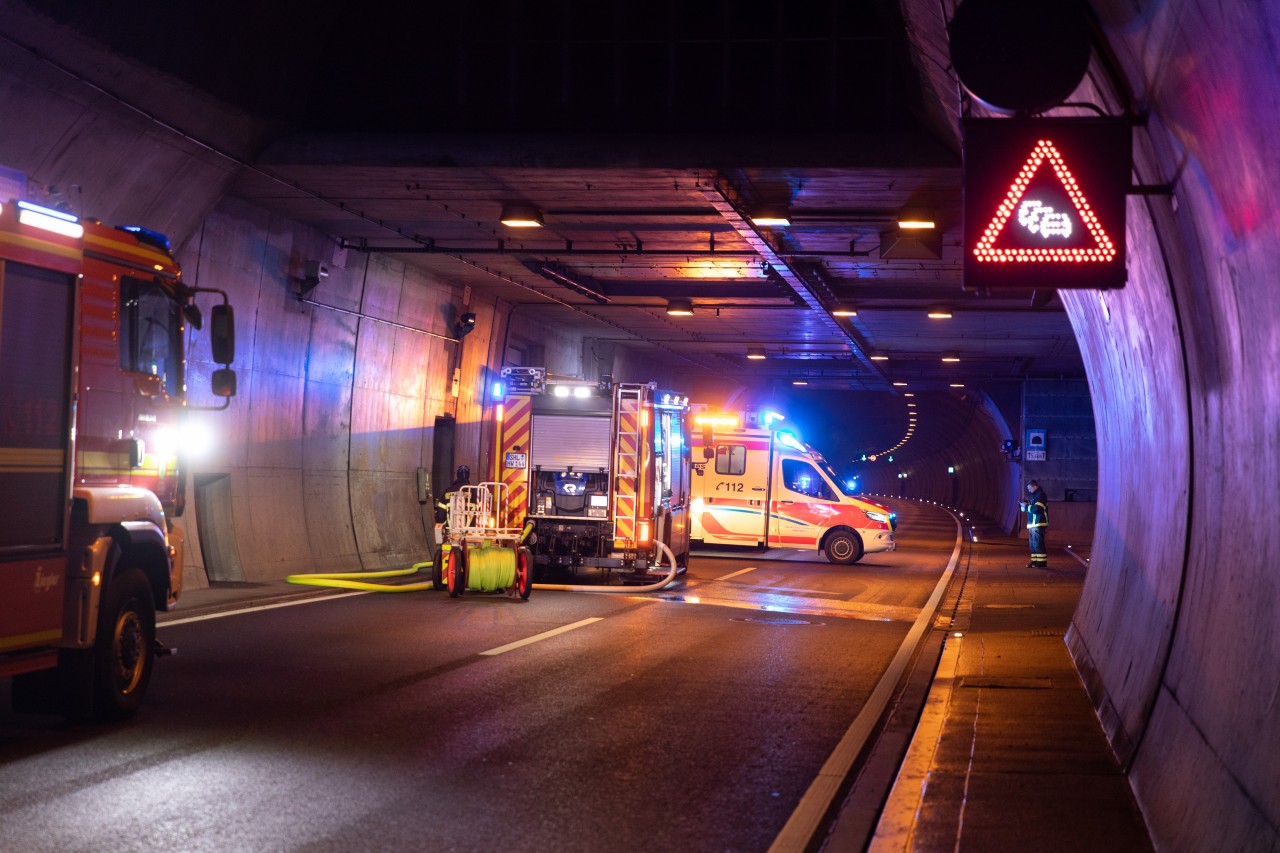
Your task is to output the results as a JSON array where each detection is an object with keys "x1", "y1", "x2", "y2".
[{"x1": 0, "y1": 1, "x2": 1273, "y2": 847}]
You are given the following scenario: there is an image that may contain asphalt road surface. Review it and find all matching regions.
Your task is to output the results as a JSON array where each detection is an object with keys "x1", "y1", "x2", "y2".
[{"x1": 0, "y1": 499, "x2": 959, "y2": 853}]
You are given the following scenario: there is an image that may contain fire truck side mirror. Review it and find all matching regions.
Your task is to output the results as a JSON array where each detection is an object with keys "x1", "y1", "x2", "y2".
[
  {"x1": 211, "y1": 368, "x2": 237, "y2": 398},
  {"x1": 703, "y1": 446, "x2": 714, "y2": 460},
  {"x1": 210, "y1": 304, "x2": 235, "y2": 365}
]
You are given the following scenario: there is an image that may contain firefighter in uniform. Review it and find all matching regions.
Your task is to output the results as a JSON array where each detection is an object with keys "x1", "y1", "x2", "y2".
[
  {"x1": 435, "y1": 465, "x2": 471, "y2": 525},
  {"x1": 1020, "y1": 478, "x2": 1049, "y2": 568}
]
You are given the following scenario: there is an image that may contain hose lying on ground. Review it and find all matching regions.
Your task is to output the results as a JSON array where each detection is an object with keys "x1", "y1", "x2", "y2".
[
  {"x1": 286, "y1": 539, "x2": 680, "y2": 595},
  {"x1": 285, "y1": 564, "x2": 436, "y2": 592}
]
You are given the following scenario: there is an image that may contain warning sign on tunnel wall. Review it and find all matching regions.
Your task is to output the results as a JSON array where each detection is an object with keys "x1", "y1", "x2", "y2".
[{"x1": 963, "y1": 117, "x2": 1131, "y2": 291}]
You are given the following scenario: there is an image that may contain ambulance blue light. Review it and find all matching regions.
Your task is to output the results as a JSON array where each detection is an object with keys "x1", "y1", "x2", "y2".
[
  {"x1": 776, "y1": 430, "x2": 805, "y2": 452},
  {"x1": 762, "y1": 410, "x2": 785, "y2": 426}
]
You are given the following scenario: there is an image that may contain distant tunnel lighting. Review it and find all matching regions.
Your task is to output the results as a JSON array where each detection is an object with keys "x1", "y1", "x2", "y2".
[
  {"x1": 927, "y1": 306, "x2": 953, "y2": 319},
  {"x1": 746, "y1": 347, "x2": 767, "y2": 360}
]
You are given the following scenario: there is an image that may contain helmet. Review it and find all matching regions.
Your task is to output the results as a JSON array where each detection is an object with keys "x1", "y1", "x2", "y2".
[{"x1": 456, "y1": 465, "x2": 471, "y2": 481}]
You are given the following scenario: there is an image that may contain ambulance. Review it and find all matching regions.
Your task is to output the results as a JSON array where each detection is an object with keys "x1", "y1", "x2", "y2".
[{"x1": 689, "y1": 410, "x2": 895, "y2": 564}]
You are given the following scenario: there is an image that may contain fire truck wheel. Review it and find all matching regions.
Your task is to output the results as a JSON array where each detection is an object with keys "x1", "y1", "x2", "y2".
[
  {"x1": 824, "y1": 529, "x2": 864, "y2": 565},
  {"x1": 447, "y1": 549, "x2": 466, "y2": 598},
  {"x1": 432, "y1": 549, "x2": 445, "y2": 591},
  {"x1": 93, "y1": 568, "x2": 156, "y2": 720},
  {"x1": 516, "y1": 547, "x2": 533, "y2": 600}
]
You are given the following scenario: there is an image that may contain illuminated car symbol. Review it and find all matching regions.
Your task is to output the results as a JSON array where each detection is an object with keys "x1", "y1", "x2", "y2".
[{"x1": 1017, "y1": 199, "x2": 1073, "y2": 238}]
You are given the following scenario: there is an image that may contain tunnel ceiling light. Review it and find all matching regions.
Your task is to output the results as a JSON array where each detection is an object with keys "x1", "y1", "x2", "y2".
[
  {"x1": 927, "y1": 306, "x2": 953, "y2": 319},
  {"x1": 831, "y1": 303, "x2": 858, "y2": 317},
  {"x1": 897, "y1": 211, "x2": 936, "y2": 230},
  {"x1": 792, "y1": 379, "x2": 809, "y2": 386},
  {"x1": 903, "y1": 392, "x2": 915, "y2": 397},
  {"x1": 749, "y1": 205, "x2": 791, "y2": 227},
  {"x1": 500, "y1": 203, "x2": 544, "y2": 227},
  {"x1": 666, "y1": 298, "x2": 694, "y2": 316},
  {"x1": 893, "y1": 381, "x2": 908, "y2": 387},
  {"x1": 942, "y1": 353, "x2": 961, "y2": 362},
  {"x1": 869, "y1": 352, "x2": 889, "y2": 361},
  {"x1": 950, "y1": 383, "x2": 965, "y2": 388},
  {"x1": 746, "y1": 347, "x2": 767, "y2": 360}
]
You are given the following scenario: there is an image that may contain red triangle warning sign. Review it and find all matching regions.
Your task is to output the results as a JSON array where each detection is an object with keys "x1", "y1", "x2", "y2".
[{"x1": 973, "y1": 139, "x2": 1117, "y2": 263}]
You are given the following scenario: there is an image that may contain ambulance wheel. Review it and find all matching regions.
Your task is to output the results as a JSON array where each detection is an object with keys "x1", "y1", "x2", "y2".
[
  {"x1": 824, "y1": 529, "x2": 864, "y2": 565},
  {"x1": 446, "y1": 549, "x2": 466, "y2": 598},
  {"x1": 515, "y1": 547, "x2": 533, "y2": 600}
]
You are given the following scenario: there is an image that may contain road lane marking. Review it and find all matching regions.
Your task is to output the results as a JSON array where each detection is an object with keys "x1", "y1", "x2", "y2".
[
  {"x1": 769, "y1": 512, "x2": 964, "y2": 853},
  {"x1": 161, "y1": 591, "x2": 370, "y2": 626},
  {"x1": 479, "y1": 617, "x2": 604, "y2": 656},
  {"x1": 716, "y1": 566, "x2": 758, "y2": 581}
]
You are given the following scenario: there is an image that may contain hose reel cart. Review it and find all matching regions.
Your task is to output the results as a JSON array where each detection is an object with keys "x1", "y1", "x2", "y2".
[{"x1": 439, "y1": 483, "x2": 533, "y2": 599}]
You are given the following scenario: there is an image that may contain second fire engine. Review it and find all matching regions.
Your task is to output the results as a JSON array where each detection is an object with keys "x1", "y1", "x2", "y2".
[{"x1": 490, "y1": 367, "x2": 691, "y2": 583}]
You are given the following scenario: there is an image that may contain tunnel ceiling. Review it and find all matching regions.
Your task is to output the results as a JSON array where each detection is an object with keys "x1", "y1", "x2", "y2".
[{"x1": 15, "y1": 0, "x2": 1083, "y2": 407}]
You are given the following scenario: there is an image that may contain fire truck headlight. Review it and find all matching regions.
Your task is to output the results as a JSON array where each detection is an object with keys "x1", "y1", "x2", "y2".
[{"x1": 179, "y1": 420, "x2": 216, "y2": 461}]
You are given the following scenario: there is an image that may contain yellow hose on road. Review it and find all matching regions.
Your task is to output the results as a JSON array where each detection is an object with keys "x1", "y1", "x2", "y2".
[{"x1": 285, "y1": 562, "x2": 435, "y2": 592}]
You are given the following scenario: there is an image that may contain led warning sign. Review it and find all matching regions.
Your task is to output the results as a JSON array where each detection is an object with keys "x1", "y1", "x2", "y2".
[{"x1": 964, "y1": 118, "x2": 1131, "y2": 291}]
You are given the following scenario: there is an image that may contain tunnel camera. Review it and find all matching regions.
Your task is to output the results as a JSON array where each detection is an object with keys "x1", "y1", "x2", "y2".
[
  {"x1": 453, "y1": 311, "x2": 477, "y2": 339},
  {"x1": 297, "y1": 260, "x2": 329, "y2": 299}
]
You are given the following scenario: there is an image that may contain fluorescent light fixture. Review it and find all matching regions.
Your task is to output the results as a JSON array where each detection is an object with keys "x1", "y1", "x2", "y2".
[
  {"x1": 831, "y1": 304, "x2": 857, "y2": 317},
  {"x1": 746, "y1": 347, "x2": 767, "y2": 360},
  {"x1": 892, "y1": 381, "x2": 908, "y2": 387},
  {"x1": 500, "y1": 203, "x2": 543, "y2": 227},
  {"x1": 897, "y1": 212, "x2": 936, "y2": 230},
  {"x1": 792, "y1": 380, "x2": 809, "y2": 386},
  {"x1": 942, "y1": 353, "x2": 961, "y2": 362},
  {"x1": 869, "y1": 352, "x2": 889, "y2": 361},
  {"x1": 904, "y1": 393, "x2": 915, "y2": 397},
  {"x1": 666, "y1": 298, "x2": 694, "y2": 316},
  {"x1": 950, "y1": 383, "x2": 965, "y2": 388},
  {"x1": 927, "y1": 306, "x2": 953, "y2": 319},
  {"x1": 17, "y1": 200, "x2": 83, "y2": 239},
  {"x1": 750, "y1": 205, "x2": 791, "y2": 227}
]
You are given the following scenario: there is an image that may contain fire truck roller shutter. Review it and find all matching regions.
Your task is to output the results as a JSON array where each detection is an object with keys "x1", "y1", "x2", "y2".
[{"x1": 530, "y1": 414, "x2": 611, "y2": 469}]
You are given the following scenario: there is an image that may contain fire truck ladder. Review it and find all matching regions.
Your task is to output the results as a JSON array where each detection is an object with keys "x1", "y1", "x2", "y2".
[{"x1": 612, "y1": 384, "x2": 646, "y2": 551}]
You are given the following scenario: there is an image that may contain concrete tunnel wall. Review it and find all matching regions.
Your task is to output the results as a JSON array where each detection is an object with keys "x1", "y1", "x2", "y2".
[
  {"x1": 2, "y1": 0, "x2": 1278, "y2": 847},
  {"x1": 896, "y1": 1, "x2": 1280, "y2": 849},
  {"x1": 173, "y1": 197, "x2": 595, "y2": 586}
]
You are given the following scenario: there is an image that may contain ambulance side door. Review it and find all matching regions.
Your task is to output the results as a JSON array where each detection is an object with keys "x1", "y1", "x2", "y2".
[{"x1": 700, "y1": 437, "x2": 770, "y2": 545}]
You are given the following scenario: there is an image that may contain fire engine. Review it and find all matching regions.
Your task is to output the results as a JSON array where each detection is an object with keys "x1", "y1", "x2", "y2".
[
  {"x1": 0, "y1": 185, "x2": 235, "y2": 720},
  {"x1": 689, "y1": 409, "x2": 896, "y2": 564},
  {"x1": 490, "y1": 367, "x2": 691, "y2": 582}
]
